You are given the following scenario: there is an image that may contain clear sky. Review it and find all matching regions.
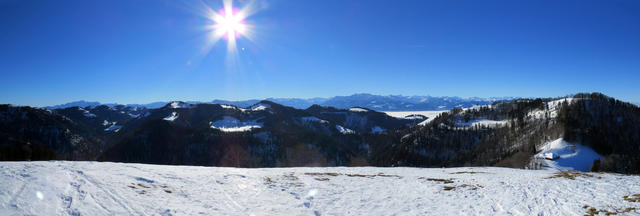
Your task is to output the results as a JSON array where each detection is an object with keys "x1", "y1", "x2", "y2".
[{"x1": 1, "y1": 0, "x2": 639, "y2": 107}]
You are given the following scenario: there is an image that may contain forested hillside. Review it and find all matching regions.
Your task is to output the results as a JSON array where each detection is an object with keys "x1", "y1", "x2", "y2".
[{"x1": 1, "y1": 93, "x2": 638, "y2": 173}]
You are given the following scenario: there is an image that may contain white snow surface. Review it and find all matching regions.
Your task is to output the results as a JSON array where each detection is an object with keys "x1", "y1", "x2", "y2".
[
  {"x1": 104, "y1": 124, "x2": 122, "y2": 132},
  {"x1": 455, "y1": 119, "x2": 509, "y2": 128},
  {"x1": 163, "y1": 112, "x2": 178, "y2": 122},
  {"x1": 348, "y1": 107, "x2": 368, "y2": 112},
  {"x1": 535, "y1": 138, "x2": 603, "y2": 172},
  {"x1": 209, "y1": 116, "x2": 263, "y2": 132},
  {"x1": 78, "y1": 107, "x2": 96, "y2": 118},
  {"x1": 383, "y1": 110, "x2": 448, "y2": 126},
  {"x1": 220, "y1": 104, "x2": 246, "y2": 112},
  {"x1": 169, "y1": 102, "x2": 191, "y2": 109},
  {"x1": 371, "y1": 126, "x2": 385, "y2": 133},
  {"x1": 301, "y1": 116, "x2": 328, "y2": 124},
  {"x1": 250, "y1": 103, "x2": 271, "y2": 111},
  {"x1": 335, "y1": 125, "x2": 355, "y2": 134},
  {"x1": 528, "y1": 98, "x2": 576, "y2": 120},
  {"x1": 1, "y1": 161, "x2": 639, "y2": 215}
]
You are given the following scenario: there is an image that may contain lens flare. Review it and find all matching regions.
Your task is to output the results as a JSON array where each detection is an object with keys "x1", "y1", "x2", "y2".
[
  {"x1": 202, "y1": 0, "x2": 257, "y2": 54},
  {"x1": 213, "y1": 8, "x2": 246, "y2": 41}
]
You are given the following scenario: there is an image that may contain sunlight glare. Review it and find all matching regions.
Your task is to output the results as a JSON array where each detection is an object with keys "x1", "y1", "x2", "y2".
[{"x1": 203, "y1": 0, "x2": 255, "y2": 54}]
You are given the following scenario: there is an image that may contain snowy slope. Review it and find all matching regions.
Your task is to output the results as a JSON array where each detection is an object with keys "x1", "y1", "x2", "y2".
[
  {"x1": 335, "y1": 125, "x2": 355, "y2": 134},
  {"x1": 534, "y1": 138, "x2": 603, "y2": 172},
  {"x1": 383, "y1": 110, "x2": 448, "y2": 125},
  {"x1": 209, "y1": 116, "x2": 263, "y2": 132},
  {"x1": 454, "y1": 119, "x2": 509, "y2": 128},
  {"x1": 163, "y1": 112, "x2": 178, "y2": 122},
  {"x1": 1, "y1": 161, "x2": 639, "y2": 216}
]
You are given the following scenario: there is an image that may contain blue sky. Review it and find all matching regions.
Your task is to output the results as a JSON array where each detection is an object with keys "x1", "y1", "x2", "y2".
[{"x1": 1, "y1": 0, "x2": 639, "y2": 107}]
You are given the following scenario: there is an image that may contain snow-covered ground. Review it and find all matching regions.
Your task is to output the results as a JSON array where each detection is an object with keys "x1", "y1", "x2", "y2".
[
  {"x1": 383, "y1": 110, "x2": 448, "y2": 126},
  {"x1": 348, "y1": 107, "x2": 368, "y2": 112},
  {"x1": 209, "y1": 116, "x2": 263, "y2": 132},
  {"x1": 335, "y1": 125, "x2": 355, "y2": 134},
  {"x1": 454, "y1": 119, "x2": 509, "y2": 128},
  {"x1": 220, "y1": 104, "x2": 247, "y2": 112},
  {"x1": 371, "y1": 126, "x2": 385, "y2": 133},
  {"x1": 250, "y1": 103, "x2": 271, "y2": 111},
  {"x1": 301, "y1": 116, "x2": 329, "y2": 124},
  {"x1": 163, "y1": 112, "x2": 178, "y2": 122},
  {"x1": 104, "y1": 124, "x2": 122, "y2": 132},
  {"x1": 169, "y1": 102, "x2": 192, "y2": 109},
  {"x1": 1, "y1": 161, "x2": 639, "y2": 215},
  {"x1": 535, "y1": 138, "x2": 603, "y2": 172}
]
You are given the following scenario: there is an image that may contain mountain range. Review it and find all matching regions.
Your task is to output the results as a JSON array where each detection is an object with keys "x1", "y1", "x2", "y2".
[
  {"x1": 44, "y1": 93, "x2": 517, "y2": 111},
  {"x1": 3, "y1": 93, "x2": 640, "y2": 174}
]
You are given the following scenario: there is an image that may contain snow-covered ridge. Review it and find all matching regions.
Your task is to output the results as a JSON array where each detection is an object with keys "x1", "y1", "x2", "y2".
[
  {"x1": 163, "y1": 112, "x2": 178, "y2": 122},
  {"x1": 209, "y1": 116, "x2": 262, "y2": 132},
  {"x1": 383, "y1": 110, "x2": 448, "y2": 126},
  {"x1": 348, "y1": 107, "x2": 368, "y2": 112},
  {"x1": 250, "y1": 103, "x2": 271, "y2": 111},
  {"x1": 2, "y1": 161, "x2": 639, "y2": 215},
  {"x1": 220, "y1": 104, "x2": 246, "y2": 112},
  {"x1": 169, "y1": 102, "x2": 192, "y2": 109}
]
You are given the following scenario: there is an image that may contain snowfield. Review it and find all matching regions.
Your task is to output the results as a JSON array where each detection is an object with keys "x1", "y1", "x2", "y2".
[
  {"x1": 209, "y1": 116, "x2": 263, "y2": 132},
  {"x1": 454, "y1": 119, "x2": 509, "y2": 128},
  {"x1": 384, "y1": 110, "x2": 449, "y2": 126},
  {"x1": 163, "y1": 112, "x2": 178, "y2": 122},
  {"x1": 348, "y1": 107, "x2": 368, "y2": 112},
  {"x1": 335, "y1": 125, "x2": 355, "y2": 134},
  {"x1": 1, "y1": 162, "x2": 640, "y2": 216},
  {"x1": 534, "y1": 138, "x2": 603, "y2": 172}
]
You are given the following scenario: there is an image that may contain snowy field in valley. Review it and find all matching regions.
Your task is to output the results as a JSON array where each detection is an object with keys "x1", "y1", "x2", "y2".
[
  {"x1": 534, "y1": 138, "x2": 603, "y2": 172},
  {"x1": 2, "y1": 161, "x2": 640, "y2": 215},
  {"x1": 383, "y1": 110, "x2": 448, "y2": 125}
]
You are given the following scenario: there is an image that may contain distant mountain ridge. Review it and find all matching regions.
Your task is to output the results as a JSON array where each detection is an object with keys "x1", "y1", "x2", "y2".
[
  {"x1": 44, "y1": 94, "x2": 517, "y2": 111},
  {"x1": 3, "y1": 93, "x2": 640, "y2": 173}
]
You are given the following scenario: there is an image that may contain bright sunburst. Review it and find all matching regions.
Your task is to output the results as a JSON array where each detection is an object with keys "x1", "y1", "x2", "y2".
[
  {"x1": 203, "y1": 0, "x2": 256, "y2": 53},
  {"x1": 213, "y1": 7, "x2": 246, "y2": 41}
]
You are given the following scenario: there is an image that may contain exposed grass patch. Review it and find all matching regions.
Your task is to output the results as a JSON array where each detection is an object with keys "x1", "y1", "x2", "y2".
[
  {"x1": 314, "y1": 177, "x2": 330, "y2": 181},
  {"x1": 623, "y1": 194, "x2": 640, "y2": 202},
  {"x1": 583, "y1": 205, "x2": 638, "y2": 215},
  {"x1": 545, "y1": 170, "x2": 594, "y2": 180},
  {"x1": 376, "y1": 173, "x2": 402, "y2": 178},
  {"x1": 264, "y1": 176, "x2": 275, "y2": 184},
  {"x1": 264, "y1": 175, "x2": 304, "y2": 187},
  {"x1": 419, "y1": 177, "x2": 455, "y2": 184},
  {"x1": 304, "y1": 172, "x2": 340, "y2": 177},
  {"x1": 450, "y1": 171, "x2": 487, "y2": 174},
  {"x1": 443, "y1": 184, "x2": 482, "y2": 191},
  {"x1": 137, "y1": 183, "x2": 151, "y2": 188},
  {"x1": 304, "y1": 172, "x2": 401, "y2": 179},
  {"x1": 283, "y1": 173, "x2": 299, "y2": 181}
]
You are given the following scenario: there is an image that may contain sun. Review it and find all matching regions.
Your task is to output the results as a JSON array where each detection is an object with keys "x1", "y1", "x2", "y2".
[
  {"x1": 200, "y1": 0, "x2": 257, "y2": 54},
  {"x1": 213, "y1": 7, "x2": 246, "y2": 42}
]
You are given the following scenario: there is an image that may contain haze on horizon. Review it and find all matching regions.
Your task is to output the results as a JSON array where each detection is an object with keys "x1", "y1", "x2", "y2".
[{"x1": 1, "y1": 0, "x2": 639, "y2": 107}]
